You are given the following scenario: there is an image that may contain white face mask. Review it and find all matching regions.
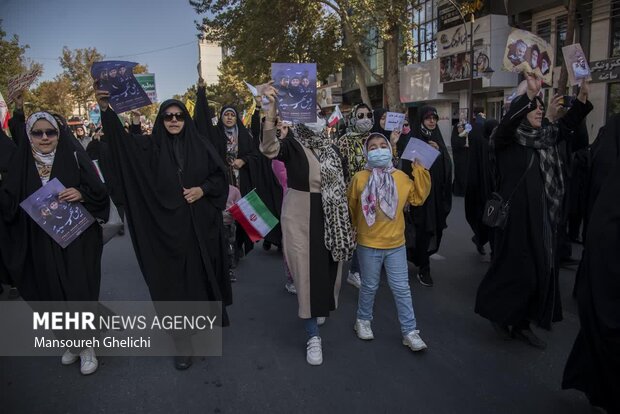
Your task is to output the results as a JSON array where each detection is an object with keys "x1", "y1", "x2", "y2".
[{"x1": 305, "y1": 116, "x2": 327, "y2": 136}]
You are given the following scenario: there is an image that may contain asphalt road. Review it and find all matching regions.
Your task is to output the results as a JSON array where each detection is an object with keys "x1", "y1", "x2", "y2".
[{"x1": 0, "y1": 197, "x2": 590, "y2": 413}]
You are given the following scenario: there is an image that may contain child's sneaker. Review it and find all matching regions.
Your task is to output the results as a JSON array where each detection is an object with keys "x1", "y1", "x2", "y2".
[{"x1": 402, "y1": 330, "x2": 427, "y2": 352}]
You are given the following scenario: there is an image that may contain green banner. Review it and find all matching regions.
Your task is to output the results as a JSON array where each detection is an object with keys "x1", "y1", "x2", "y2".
[{"x1": 135, "y1": 73, "x2": 157, "y2": 104}]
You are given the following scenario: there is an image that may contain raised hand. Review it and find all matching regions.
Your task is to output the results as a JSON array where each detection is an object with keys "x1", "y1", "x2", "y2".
[
  {"x1": 525, "y1": 72, "x2": 542, "y2": 100},
  {"x1": 94, "y1": 86, "x2": 111, "y2": 111}
]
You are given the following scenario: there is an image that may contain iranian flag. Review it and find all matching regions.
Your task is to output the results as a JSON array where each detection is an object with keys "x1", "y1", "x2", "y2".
[
  {"x1": 327, "y1": 105, "x2": 343, "y2": 127},
  {"x1": 0, "y1": 91, "x2": 9, "y2": 130},
  {"x1": 228, "y1": 189, "x2": 279, "y2": 242}
]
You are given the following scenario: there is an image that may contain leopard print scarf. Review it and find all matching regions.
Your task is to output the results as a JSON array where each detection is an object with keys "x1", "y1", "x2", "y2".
[{"x1": 294, "y1": 123, "x2": 355, "y2": 262}]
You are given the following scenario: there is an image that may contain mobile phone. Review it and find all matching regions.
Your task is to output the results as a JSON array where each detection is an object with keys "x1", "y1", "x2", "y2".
[{"x1": 560, "y1": 95, "x2": 573, "y2": 108}]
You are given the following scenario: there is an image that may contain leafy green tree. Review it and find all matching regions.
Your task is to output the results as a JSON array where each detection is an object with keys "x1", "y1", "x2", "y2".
[
  {"x1": 25, "y1": 76, "x2": 73, "y2": 117},
  {"x1": 0, "y1": 20, "x2": 42, "y2": 101},
  {"x1": 59, "y1": 47, "x2": 104, "y2": 116}
]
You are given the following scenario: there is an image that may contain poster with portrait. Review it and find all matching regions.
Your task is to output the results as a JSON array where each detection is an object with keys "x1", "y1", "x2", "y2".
[
  {"x1": 503, "y1": 29, "x2": 554, "y2": 85},
  {"x1": 562, "y1": 43, "x2": 592, "y2": 86},
  {"x1": 20, "y1": 178, "x2": 96, "y2": 248},
  {"x1": 90, "y1": 61, "x2": 152, "y2": 113},
  {"x1": 271, "y1": 63, "x2": 317, "y2": 124},
  {"x1": 7, "y1": 67, "x2": 43, "y2": 103}
]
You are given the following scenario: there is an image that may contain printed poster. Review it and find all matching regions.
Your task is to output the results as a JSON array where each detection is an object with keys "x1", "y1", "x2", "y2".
[
  {"x1": 271, "y1": 63, "x2": 317, "y2": 124},
  {"x1": 562, "y1": 43, "x2": 592, "y2": 86},
  {"x1": 503, "y1": 28, "x2": 554, "y2": 85},
  {"x1": 7, "y1": 67, "x2": 43, "y2": 103},
  {"x1": 135, "y1": 73, "x2": 158, "y2": 104},
  {"x1": 91, "y1": 61, "x2": 152, "y2": 113},
  {"x1": 20, "y1": 178, "x2": 96, "y2": 248}
]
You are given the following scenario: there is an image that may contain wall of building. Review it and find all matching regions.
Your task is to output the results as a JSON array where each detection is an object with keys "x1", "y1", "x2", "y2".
[{"x1": 198, "y1": 40, "x2": 223, "y2": 86}]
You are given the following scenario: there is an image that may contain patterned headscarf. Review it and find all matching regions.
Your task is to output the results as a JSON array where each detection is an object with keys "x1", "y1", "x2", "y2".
[
  {"x1": 293, "y1": 123, "x2": 355, "y2": 262},
  {"x1": 361, "y1": 133, "x2": 398, "y2": 226},
  {"x1": 26, "y1": 112, "x2": 59, "y2": 185}
]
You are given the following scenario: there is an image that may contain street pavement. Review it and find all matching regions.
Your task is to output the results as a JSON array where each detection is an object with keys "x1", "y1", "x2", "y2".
[{"x1": 1, "y1": 197, "x2": 590, "y2": 413}]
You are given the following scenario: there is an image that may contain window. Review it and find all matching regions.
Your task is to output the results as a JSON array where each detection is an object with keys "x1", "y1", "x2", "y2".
[
  {"x1": 536, "y1": 19, "x2": 551, "y2": 43},
  {"x1": 411, "y1": 0, "x2": 438, "y2": 62},
  {"x1": 612, "y1": 0, "x2": 620, "y2": 57},
  {"x1": 556, "y1": 15, "x2": 568, "y2": 68}
]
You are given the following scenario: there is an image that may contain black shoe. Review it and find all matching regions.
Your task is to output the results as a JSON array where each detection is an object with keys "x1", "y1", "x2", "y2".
[
  {"x1": 417, "y1": 269, "x2": 433, "y2": 287},
  {"x1": 262, "y1": 241, "x2": 272, "y2": 251},
  {"x1": 512, "y1": 328, "x2": 547, "y2": 349},
  {"x1": 491, "y1": 322, "x2": 511, "y2": 340},
  {"x1": 8, "y1": 287, "x2": 20, "y2": 300},
  {"x1": 560, "y1": 257, "x2": 580, "y2": 267},
  {"x1": 174, "y1": 355, "x2": 193, "y2": 370},
  {"x1": 229, "y1": 269, "x2": 237, "y2": 283}
]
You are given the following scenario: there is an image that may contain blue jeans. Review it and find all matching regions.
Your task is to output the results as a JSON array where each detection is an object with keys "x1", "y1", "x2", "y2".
[
  {"x1": 356, "y1": 244, "x2": 417, "y2": 335},
  {"x1": 349, "y1": 249, "x2": 360, "y2": 274},
  {"x1": 303, "y1": 318, "x2": 319, "y2": 339}
]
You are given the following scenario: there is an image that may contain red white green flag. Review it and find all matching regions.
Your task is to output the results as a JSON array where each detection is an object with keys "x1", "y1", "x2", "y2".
[{"x1": 228, "y1": 189, "x2": 279, "y2": 242}]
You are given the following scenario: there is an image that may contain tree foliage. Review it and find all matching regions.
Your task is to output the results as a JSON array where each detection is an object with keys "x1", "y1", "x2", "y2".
[
  {"x1": 59, "y1": 47, "x2": 104, "y2": 116},
  {"x1": 0, "y1": 20, "x2": 42, "y2": 100},
  {"x1": 25, "y1": 77, "x2": 73, "y2": 117}
]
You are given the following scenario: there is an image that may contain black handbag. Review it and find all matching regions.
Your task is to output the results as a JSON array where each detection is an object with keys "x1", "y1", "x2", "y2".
[{"x1": 482, "y1": 154, "x2": 534, "y2": 229}]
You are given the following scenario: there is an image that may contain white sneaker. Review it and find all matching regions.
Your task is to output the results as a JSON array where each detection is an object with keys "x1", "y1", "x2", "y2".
[
  {"x1": 347, "y1": 271, "x2": 361, "y2": 289},
  {"x1": 79, "y1": 347, "x2": 98, "y2": 375},
  {"x1": 306, "y1": 336, "x2": 323, "y2": 365},
  {"x1": 285, "y1": 282, "x2": 297, "y2": 295},
  {"x1": 61, "y1": 349, "x2": 79, "y2": 365},
  {"x1": 317, "y1": 317, "x2": 326, "y2": 326},
  {"x1": 402, "y1": 330, "x2": 427, "y2": 352},
  {"x1": 354, "y1": 319, "x2": 374, "y2": 340}
]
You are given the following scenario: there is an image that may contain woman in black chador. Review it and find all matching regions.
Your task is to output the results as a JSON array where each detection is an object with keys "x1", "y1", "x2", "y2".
[
  {"x1": 399, "y1": 106, "x2": 452, "y2": 287},
  {"x1": 96, "y1": 88, "x2": 231, "y2": 370},
  {"x1": 450, "y1": 122, "x2": 470, "y2": 197},
  {"x1": 475, "y1": 75, "x2": 593, "y2": 349},
  {"x1": 0, "y1": 107, "x2": 109, "y2": 375},
  {"x1": 562, "y1": 115, "x2": 620, "y2": 413},
  {"x1": 465, "y1": 119, "x2": 498, "y2": 256}
]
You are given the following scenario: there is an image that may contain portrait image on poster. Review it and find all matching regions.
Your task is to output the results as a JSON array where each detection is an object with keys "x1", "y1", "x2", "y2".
[
  {"x1": 91, "y1": 61, "x2": 152, "y2": 113},
  {"x1": 503, "y1": 29, "x2": 554, "y2": 85},
  {"x1": 20, "y1": 178, "x2": 96, "y2": 248},
  {"x1": 271, "y1": 63, "x2": 317, "y2": 124},
  {"x1": 562, "y1": 43, "x2": 592, "y2": 86}
]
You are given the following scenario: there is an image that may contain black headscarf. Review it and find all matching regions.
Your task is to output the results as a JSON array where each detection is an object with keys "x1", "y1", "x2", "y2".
[{"x1": 371, "y1": 108, "x2": 388, "y2": 135}]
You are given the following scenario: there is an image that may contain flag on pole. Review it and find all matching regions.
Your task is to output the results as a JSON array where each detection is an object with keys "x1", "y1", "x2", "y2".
[
  {"x1": 228, "y1": 189, "x2": 279, "y2": 242},
  {"x1": 242, "y1": 99, "x2": 256, "y2": 127},
  {"x1": 0, "y1": 91, "x2": 10, "y2": 130},
  {"x1": 327, "y1": 105, "x2": 343, "y2": 127},
  {"x1": 185, "y1": 98, "x2": 196, "y2": 117}
]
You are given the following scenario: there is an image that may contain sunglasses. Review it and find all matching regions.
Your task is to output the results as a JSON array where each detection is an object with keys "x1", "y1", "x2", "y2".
[
  {"x1": 163, "y1": 112, "x2": 185, "y2": 122},
  {"x1": 403, "y1": 123, "x2": 410, "y2": 127},
  {"x1": 356, "y1": 112, "x2": 373, "y2": 120},
  {"x1": 30, "y1": 129, "x2": 58, "y2": 138}
]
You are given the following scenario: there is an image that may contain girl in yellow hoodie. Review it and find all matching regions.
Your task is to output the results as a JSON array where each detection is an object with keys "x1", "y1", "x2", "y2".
[{"x1": 348, "y1": 132, "x2": 431, "y2": 351}]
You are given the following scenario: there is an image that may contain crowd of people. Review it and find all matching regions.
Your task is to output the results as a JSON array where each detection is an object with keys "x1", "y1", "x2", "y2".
[{"x1": 0, "y1": 66, "x2": 618, "y2": 412}]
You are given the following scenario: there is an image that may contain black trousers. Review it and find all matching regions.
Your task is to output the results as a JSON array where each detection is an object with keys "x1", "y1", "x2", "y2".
[{"x1": 408, "y1": 229, "x2": 432, "y2": 271}]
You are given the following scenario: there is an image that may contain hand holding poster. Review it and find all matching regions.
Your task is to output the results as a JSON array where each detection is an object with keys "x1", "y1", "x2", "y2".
[
  {"x1": 20, "y1": 178, "x2": 96, "y2": 248},
  {"x1": 271, "y1": 63, "x2": 317, "y2": 124},
  {"x1": 503, "y1": 28, "x2": 554, "y2": 85},
  {"x1": 400, "y1": 138, "x2": 440, "y2": 170},
  {"x1": 384, "y1": 112, "x2": 407, "y2": 132},
  {"x1": 562, "y1": 43, "x2": 592, "y2": 86},
  {"x1": 7, "y1": 67, "x2": 43, "y2": 103},
  {"x1": 91, "y1": 61, "x2": 152, "y2": 113}
]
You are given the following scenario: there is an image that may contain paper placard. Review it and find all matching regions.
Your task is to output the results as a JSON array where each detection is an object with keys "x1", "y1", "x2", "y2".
[
  {"x1": 7, "y1": 67, "x2": 43, "y2": 103},
  {"x1": 20, "y1": 178, "x2": 96, "y2": 248},
  {"x1": 562, "y1": 43, "x2": 592, "y2": 86},
  {"x1": 400, "y1": 138, "x2": 440, "y2": 170},
  {"x1": 271, "y1": 63, "x2": 317, "y2": 124},
  {"x1": 384, "y1": 112, "x2": 406, "y2": 131},
  {"x1": 503, "y1": 28, "x2": 554, "y2": 85}
]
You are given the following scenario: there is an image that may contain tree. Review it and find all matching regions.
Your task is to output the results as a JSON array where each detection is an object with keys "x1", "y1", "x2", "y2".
[
  {"x1": 25, "y1": 76, "x2": 73, "y2": 117},
  {"x1": 191, "y1": 0, "x2": 344, "y2": 83},
  {"x1": 59, "y1": 47, "x2": 104, "y2": 116},
  {"x1": 0, "y1": 20, "x2": 42, "y2": 100}
]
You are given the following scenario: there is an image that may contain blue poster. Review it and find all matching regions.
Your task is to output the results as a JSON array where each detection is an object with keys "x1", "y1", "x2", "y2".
[
  {"x1": 91, "y1": 61, "x2": 152, "y2": 114},
  {"x1": 20, "y1": 178, "x2": 96, "y2": 248},
  {"x1": 271, "y1": 63, "x2": 317, "y2": 123},
  {"x1": 88, "y1": 103, "x2": 101, "y2": 126}
]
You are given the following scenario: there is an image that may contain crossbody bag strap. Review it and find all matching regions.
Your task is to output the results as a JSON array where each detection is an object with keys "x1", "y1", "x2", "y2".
[{"x1": 505, "y1": 153, "x2": 535, "y2": 203}]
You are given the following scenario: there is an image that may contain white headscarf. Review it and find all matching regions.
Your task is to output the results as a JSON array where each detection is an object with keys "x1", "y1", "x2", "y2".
[{"x1": 26, "y1": 112, "x2": 59, "y2": 185}]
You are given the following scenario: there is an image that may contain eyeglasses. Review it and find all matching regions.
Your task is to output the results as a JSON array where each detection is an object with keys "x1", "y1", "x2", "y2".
[
  {"x1": 403, "y1": 123, "x2": 410, "y2": 127},
  {"x1": 163, "y1": 112, "x2": 185, "y2": 122},
  {"x1": 30, "y1": 129, "x2": 58, "y2": 138},
  {"x1": 356, "y1": 112, "x2": 373, "y2": 120}
]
